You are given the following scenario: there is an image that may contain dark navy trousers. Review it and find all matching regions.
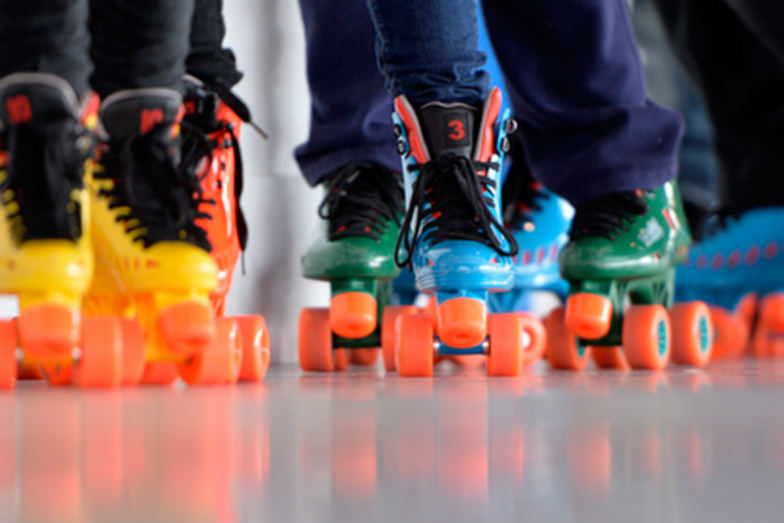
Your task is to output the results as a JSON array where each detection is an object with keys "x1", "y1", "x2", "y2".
[{"x1": 300, "y1": 0, "x2": 684, "y2": 206}]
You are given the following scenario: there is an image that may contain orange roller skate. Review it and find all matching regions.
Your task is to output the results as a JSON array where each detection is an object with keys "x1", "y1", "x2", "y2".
[
  {"x1": 0, "y1": 73, "x2": 126, "y2": 388},
  {"x1": 86, "y1": 87, "x2": 236, "y2": 386},
  {"x1": 181, "y1": 76, "x2": 270, "y2": 382}
]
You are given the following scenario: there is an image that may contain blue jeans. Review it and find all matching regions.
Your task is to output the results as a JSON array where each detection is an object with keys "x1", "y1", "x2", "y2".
[
  {"x1": 366, "y1": 0, "x2": 685, "y2": 206},
  {"x1": 294, "y1": 0, "x2": 400, "y2": 186}
]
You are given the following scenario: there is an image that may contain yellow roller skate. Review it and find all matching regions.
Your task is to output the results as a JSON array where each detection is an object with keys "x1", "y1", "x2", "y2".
[
  {"x1": 87, "y1": 87, "x2": 238, "y2": 386},
  {"x1": 0, "y1": 73, "x2": 123, "y2": 388}
]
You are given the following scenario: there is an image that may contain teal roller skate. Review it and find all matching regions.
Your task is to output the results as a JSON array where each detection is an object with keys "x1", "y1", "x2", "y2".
[
  {"x1": 299, "y1": 162, "x2": 404, "y2": 371},
  {"x1": 676, "y1": 207, "x2": 784, "y2": 358},
  {"x1": 547, "y1": 182, "x2": 714, "y2": 370},
  {"x1": 388, "y1": 87, "x2": 539, "y2": 377}
]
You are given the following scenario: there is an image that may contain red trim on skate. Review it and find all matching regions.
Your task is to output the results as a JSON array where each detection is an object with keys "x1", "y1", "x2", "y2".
[
  {"x1": 745, "y1": 245, "x2": 760, "y2": 265},
  {"x1": 765, "y1": 242, "x2": 778, "y2": 259},
  {"x1": 394, "y1": 97, "x2": 428, "y2": 164},
  {"x1": 475, "y1": 87, "x2": 502, "y2": 165}
]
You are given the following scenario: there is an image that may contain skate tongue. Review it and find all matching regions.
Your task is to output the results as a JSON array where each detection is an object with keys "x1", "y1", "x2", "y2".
[
  {"x1": 0, "y1": 73, "x2": 78, "y2": 126},
  {"x1": 417, "y1": 102, "x2": 479, "y2": 159},
  {"x1": 100, "y1": 88, "x2": 183, "y2": 139}
]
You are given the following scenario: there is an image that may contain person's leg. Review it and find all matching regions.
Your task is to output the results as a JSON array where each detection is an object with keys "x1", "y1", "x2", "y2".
[
  {"x1": 0, "y1": 0, "x2": 91, "y2": 97},
  {"x1": 296, "y1": 0, "x2": 400, "y2": 185},
  {"x1": 655, "y1": 0, "x2": 784, "y2": 214},
  {"x1": 89, "y1": 0, "x2": 194, "y2": 97},
  {"x1": 186, "y1": 0, "x2": 242, "y2": 89},
  {"x1": 483, "y1": 0, "x2": 683, "y2": 206}
]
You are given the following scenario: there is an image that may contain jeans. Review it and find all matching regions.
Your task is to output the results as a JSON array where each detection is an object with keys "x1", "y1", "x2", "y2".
[
  {"x1": 0, "y1": 0, "x2": 239, "y2": 99},
  {"x1": 654, "y1": 0, "x2": 784, "y2": 212},
  {"x1": 294, "y1": 0, "x2": 401, "y2": 185},
  {"x1": 366, "y1": 0, "x2": 684, "y2": 206}
]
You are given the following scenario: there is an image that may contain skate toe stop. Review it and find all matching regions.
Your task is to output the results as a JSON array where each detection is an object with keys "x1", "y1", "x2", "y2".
[
  {"x1": 438, "y1": 298, "x2": 487, "y2": 348},
  {"x1": 330, "y1": 292, "x2": 377, "y2": 339},
  {"x1": 565, "y1": 293, "x2": 613, "y2": 340}
]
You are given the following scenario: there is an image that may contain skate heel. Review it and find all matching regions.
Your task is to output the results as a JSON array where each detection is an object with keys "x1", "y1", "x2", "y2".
[
  {"x1": 329, "y1": 282, "x2": 378, "y2": 339},
  {"x1": 565, "y1": 292, "x2": 613, "y2": 340},
  {"x1": 437, "y1": 294, "x2": 487, "y2": 349}
]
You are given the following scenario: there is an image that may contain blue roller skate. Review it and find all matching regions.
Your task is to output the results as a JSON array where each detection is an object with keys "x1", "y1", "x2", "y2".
[
  {"x1": 386, "y1": 87, "x2": 540, "y2": 377},
  {"x1": 676, "y1": 207, "x2": 784, "y2": 358}
]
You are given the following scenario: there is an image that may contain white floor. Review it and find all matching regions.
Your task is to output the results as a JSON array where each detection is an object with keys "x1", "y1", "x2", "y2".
[{"x1": 2, "y1": 358, "x2": 784, "y2": 523}]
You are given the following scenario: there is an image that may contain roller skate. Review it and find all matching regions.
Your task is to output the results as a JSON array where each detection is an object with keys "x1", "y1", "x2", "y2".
[
  {"x1": 86, "y1": 88, "x2": 235, "y2": 385},
  {"x1": 547, "y1": 181, "x2": 713, "y2": 370},
  {"x1": 181, "y1": 76, "x2": 270, "y2": 381},
  {"x1": 388, "y1": 87, "x2": 531, "y2": 377},
  {"x1": 676, "y1": 207, "x2": 784, "y2": 358},
  {"x1": 299, "y1": 160, "x2": 404, "y2": 372},
  {"x1": 0, "y1": 73, "x2": 125, "y2": 388}
]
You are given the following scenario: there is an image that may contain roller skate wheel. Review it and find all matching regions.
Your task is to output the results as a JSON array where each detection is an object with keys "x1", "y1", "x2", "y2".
[
  {"x1": 330, "y1": 292, "x2": 377, "y2": 339},
  {"x1": 349, "y1": 348, "x2": 380, "y2": 366},
  {"x1": 670, "y1": 302, "x2": 713, "y2": 367},
  {"x1": 235, "y1": 315, "x2": 271, "y2": 382},
  {"x1": 622, "y1": 305, "x2": 671, "y2": 370},
  {"x1": 382, "y1": 305, "x2": 418, "y2": 371},
  {"x1": 157, "y1": 301, "x2": 216, "y2": 357},
  {"x1": 71, "y1": 316, "x2": 123, "y2": 388},
  {"x1": 0, "y1": 320, "x2": 17, "y2": 388},
  {"x1": 565, "y1": 293, "x2": 613, "y2": 340},
  {"x1": 545, "y1": 307, "x2": 590, "y2": 371},
  {"x1": 18, "y1": 303, "x2": 80, "y2": 359},
  {"x1": 437, "y1": 297, "x2": 487, "y2": 349},
  {"x1": 759, "y1": 294, "x2": 784, "y2": 333},
  {"x1": 178, "y1": 317, "x2": 242, "y2": 385},
  {"x1": 519, "y1": 312, "x2": 546, "y2": 366},
  {"x1": 487, "y1": 313, "x2": 524, "y2": 376},
  {"x1": 396, "y1": 314, "x2": 434, "y2": 377},
  {"x1": 140, "y1": 361, "x2": 179, "y2": 385},
  {"x1": 119, "y1": 319, "x2": 147, "y2": 385},
  {"x1": 299, "y1": 307, "x2": 346, "y2": 372},
  {"x1": 590, "y1": 346, "x2": 628, "y2": 370},
  {"x1": 708, "y1": 306, "x2": 748, "y2": 359},
  {"x1": 16, "y1": 362, "x2": 42, "y2": 380}
]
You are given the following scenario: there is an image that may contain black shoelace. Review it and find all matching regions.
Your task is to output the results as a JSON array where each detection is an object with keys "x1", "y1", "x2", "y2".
[
  {"x1": 500, "y1": 132, "x2": 549, "y2": 230},
  {"x1": 570, "y1": 191, "x2": 649, "y2": 241},
  {"x1": 318, "y1": 161, "x2": 404, "y2": 241},
  {"x1": 2, "y1": 117, "x2": 92, "y2": 242},
  {"x1": 94, "y1": 124, "x2": 213, "y2": 251},
  {"x1": 395, "y1": 153, "x2": 519, "y2": 269}
]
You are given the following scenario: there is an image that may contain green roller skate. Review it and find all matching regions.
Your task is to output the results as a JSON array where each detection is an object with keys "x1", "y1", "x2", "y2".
[
  {"x1": 545, "y1": 182, "x2": 713, "y2": 370},
  {"x1": 299, "y1": 162, "x2": 404, "y2": 371}
]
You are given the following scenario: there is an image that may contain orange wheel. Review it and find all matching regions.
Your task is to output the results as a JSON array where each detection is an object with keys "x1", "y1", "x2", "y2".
[
  {"x1": 670, "y1": 302, "x2": 713, "y2": 367},
  {"x1": 330, "y1": 291, "x2": 377, "y2": 339},
  {"x1": 333, "y1": 348, "x2": 348, "y2": 371},
  {"x1": 590, "y1": 346, "x2": 628, "y2": 370},
  {"x1": 0, "y1": 320, "x2": 17, "y2": 388},
  {"x1": 622, "y1": 305, "x2": 670, "y2": 370},
  {"x1": 299, "y1": 307, "x2": 341, "y2": 372},
  {"x1": 140, "y1": 361, "x2": 179, "y2": 385},
  {"x1": 759, "y1": 294, "x2": 784, "y2": 332},
  {"x1": 16, "y1": 362, "x2": 42, "y2": 380},
  {"x1": 750, "y1": 327, "x2": 771, "y2": 358},
  {"x1": 519, "y1": 312, "x2": 546, "y2": 366},
  {"x1": 437, "y1": 297, "x2": 487, "y2": 348},
  {"x1": 178, "y1": 317, "x2": 242, "y2": 385},
  {"x1": 709, "y1": 306, "x2": 747, "y2": 359},
  {"x1": 41, "y1": 361, "x2": 72, "y2": 385},
  {"x1": 425, "y1": 296, "x2": 438, "y2": 327},
  {"x1": 72, "y1": 316, "x2": 123, "y2": 388},
  {"x1": 17, "y1": 303, "x2": 80, "y2": 359},
  {"x1": 735, "y1": 293, "x2": 758, "y2": 333},
  {"x1": 157, "y1": 301, "x2": 215, "y2": 357},
  {"x1": 544, "y1": 307, "x2": 590, "y2": 370},
  {"x1": 349, "y1": 348, "x2": 380, "y2": 366},
  {"x1": 565, "y1": 293, "x2": 613, "y2": 340},
  {"x1": 235, "y1": 315, "x2": 270, "y2": 382},
  {"x1": 382, "y1": 305, "x2": 418, "y2": 371},
  {"x1": 120, "y1": 319, "x2": 146, "y2": 385},
  {"x1": 397, "y1": 314, "x2": 434, "y2": 377},
  {"x1": 487, "y1": 313, "x2": 523, "y2": 376}
]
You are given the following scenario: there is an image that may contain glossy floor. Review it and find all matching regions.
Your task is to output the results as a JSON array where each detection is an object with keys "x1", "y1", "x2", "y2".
[{"x1": 2, "y1": 359, "x2": 784, "y2": 522}]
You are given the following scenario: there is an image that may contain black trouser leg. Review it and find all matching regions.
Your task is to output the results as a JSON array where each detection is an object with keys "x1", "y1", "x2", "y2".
[{"x1": 187, "y1": 0, "x2": 242, "y2": 88}]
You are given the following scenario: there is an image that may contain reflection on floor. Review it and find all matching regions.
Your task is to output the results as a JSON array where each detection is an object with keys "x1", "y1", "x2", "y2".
[{"x1": 2, "y1": 359, "x2": 784, "y2": 522}]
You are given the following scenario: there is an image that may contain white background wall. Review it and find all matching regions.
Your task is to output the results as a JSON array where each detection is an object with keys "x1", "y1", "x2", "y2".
[{"x1": 223, "y1": 1, "x2": 325, "y2": 364}]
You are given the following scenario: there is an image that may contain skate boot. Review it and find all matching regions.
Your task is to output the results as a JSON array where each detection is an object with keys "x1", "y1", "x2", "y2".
[
  {"x1": 547, "y1": 182, "x2": 713, "y2": 370},
  {"x1": 87, "y1": 88, "x2": 235, "y2": 385},
  {"x1": 676, "y1": 207, "x2": 784, "y2": 358},
  {"x1": 181, "y1": 77, "x2": 271, "y2": 382},
  {"x1": 299, "y1": 160, "x2": 405, "y2": 372},
  {"x1": 390, "y1": 87, "x2": 529, "y2": 377},
  {"x1": 0, "y1": 73, "x2": 124, "y2": 388}
]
